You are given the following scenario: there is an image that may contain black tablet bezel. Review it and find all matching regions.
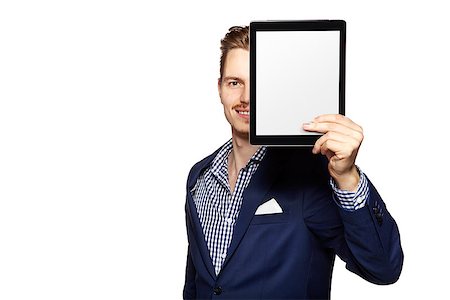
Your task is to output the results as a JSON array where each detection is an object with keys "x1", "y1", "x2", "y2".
[{"x1": 249, "y1": 20, "x2": 346, "y2": 146}]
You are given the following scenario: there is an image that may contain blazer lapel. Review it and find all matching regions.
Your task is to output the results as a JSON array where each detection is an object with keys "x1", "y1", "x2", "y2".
[
  {"x1": 221, "y1": 148, "x2": 289, "y2": 270},
  {"x1": 186, "y1": 191, "x2": 217, "y2": 280},
  {"x1": 186, "y1": 150, "x2": 220, "y2": 280}
]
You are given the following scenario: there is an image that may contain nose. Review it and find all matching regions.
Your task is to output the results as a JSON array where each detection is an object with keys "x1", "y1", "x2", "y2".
[{"x1": 240, "y1": 84, "x2": 250, "y2": 104}]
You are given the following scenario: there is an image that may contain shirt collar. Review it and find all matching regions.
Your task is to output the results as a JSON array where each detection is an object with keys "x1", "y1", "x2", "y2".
[{"x1": 210, "y1": 139, "x2": 267, "y2": 178}]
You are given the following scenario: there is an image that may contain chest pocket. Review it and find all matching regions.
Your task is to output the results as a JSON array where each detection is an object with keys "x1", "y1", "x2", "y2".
[
  {"x1": 250, "y1": 210, "x2": 290, "y2": 225},
  {"x1": 249, "y1": 194, "x2": 296, "y2": 225}
]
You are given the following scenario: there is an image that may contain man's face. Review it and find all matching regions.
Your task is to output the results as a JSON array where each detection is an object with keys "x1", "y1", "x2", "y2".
[{"x1": 218, "y1": 48, "x2": 250, "y2": 137}]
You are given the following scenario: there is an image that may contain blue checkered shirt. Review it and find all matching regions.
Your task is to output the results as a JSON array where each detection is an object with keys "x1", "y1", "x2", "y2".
[{"x1": 192, "y1": 139, "x2": 369, "y2": 275}]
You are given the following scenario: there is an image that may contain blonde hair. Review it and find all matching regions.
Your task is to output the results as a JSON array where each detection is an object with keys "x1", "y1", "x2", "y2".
[{"x1": 219, "y1": 26, "x2": 249, "y2": 82}]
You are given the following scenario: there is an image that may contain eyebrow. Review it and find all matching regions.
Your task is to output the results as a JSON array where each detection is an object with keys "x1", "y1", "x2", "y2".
[{"x1": 222, "y1": 76, "x2": 244, "y2": 82}]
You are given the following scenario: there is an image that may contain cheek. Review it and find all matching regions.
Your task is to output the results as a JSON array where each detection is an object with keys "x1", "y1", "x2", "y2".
[
  {"x1": 223, "y1": 104, "x2": 234, "y2": 119},
  {"x1": 222, "y1": 88, "x2": 241, "y2": 99},
  {"x1": 220, "y1": 93, "x2": 235, "y2": 108}
]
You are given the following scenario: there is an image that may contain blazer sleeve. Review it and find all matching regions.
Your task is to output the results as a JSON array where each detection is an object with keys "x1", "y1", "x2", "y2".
[{"x1": 303, "y1": 171, "x2": 404, "y2": 284}]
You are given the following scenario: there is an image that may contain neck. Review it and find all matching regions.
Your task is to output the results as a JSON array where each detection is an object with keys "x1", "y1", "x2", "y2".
[{"x1": 229, "y1": 129, "x2": 259, "y2": 173}]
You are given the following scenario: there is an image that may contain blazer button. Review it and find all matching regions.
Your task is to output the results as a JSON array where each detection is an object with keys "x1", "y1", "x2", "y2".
[
  {"x1": 376, "y1": 214, "x2": 383, "y2": 225},
  {"x1": 213, "y1": 286, "x2": 222, "y2": 295}
]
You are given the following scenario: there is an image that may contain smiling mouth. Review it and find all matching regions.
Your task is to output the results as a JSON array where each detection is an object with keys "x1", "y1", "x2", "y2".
[{"x1": 236, "y1": 110, "x2": 250, "y2": 116}]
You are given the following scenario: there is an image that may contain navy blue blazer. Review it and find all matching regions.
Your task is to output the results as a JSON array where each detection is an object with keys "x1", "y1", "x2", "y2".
[{"x1": 184, "y1": 145, "x2": 403, "y2": 300}]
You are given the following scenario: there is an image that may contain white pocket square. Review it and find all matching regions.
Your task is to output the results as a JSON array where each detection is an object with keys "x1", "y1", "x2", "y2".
[{"x1": 255, "y1": 198, "x2": 283, "y2": 215}]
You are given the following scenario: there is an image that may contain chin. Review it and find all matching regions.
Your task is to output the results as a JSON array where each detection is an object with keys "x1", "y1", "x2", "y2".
[
  {"x1": 232, "y1": 124, "x2": 250, "y2": 137},
  {"x1": 225, "y1": 114, "x2": 250, "y2": 136}
]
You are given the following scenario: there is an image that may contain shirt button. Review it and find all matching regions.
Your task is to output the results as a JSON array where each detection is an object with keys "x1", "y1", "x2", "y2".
[
  {"x1": 356, "y1": 196, "x2": 364, "y2": 204},
  {"x1": 221, "y1": 252, "x2": 226, "y2": 259},
  {"x1": 226, "y1": 217, "x2": 233, "y2": 224},
  {"x1": 213, "y1": 286, "x2": 222, "y2": 295}
]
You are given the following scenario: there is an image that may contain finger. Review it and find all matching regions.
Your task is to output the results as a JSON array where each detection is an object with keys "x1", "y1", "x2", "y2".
[
  {"x1": 313, "y1": 114, "x2": 363, "y2": 133},
  {"x1": 304, "y1": 122, "x2": 363, "y2": 142},
  {"x1": 319, "y1": 139, "x2": 354, "y2": 160},
  {"x1": 312, "y1": 131, "x2": 356, "y2": 154},
  {"x1": 321, "y1": 139, "x2": 339, "y2": 156},
  {"x1": 324, "y1": 149, "x2": 334, "y2": 161}
]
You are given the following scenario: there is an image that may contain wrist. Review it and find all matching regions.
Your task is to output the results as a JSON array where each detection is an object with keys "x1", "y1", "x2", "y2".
[{"x1": 331, "y1": 165, "x2": 360, "y2": 192}]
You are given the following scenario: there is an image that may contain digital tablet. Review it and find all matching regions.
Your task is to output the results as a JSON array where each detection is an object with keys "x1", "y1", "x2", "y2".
[{"x1": 249, "y1": 20, "x2": 346, "y2": 146}]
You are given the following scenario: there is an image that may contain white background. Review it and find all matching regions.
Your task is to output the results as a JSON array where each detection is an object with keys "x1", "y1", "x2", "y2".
[{"x1": 0, "y1": 0, "x2": 448, "y2": 299}]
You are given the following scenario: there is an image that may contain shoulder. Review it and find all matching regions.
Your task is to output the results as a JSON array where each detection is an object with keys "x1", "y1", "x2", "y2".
[{"x1": 186, "y1": 142, "x2": 226, "y2": 183}]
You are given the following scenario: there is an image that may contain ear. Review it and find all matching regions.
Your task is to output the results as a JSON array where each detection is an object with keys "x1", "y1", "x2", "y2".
[{"x1": 217, "y1": 78, "x2": 223, "y2": 102}]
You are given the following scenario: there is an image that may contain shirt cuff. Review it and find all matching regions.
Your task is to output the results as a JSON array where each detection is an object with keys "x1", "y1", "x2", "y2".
[{"x1": 329, "y1": 166, "x2": 370, "y2": 211}]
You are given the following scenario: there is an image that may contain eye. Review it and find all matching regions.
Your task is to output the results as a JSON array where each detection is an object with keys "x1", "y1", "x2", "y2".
[{"x1": 228, "y1": 80, "x2": 242, "y2": 88}]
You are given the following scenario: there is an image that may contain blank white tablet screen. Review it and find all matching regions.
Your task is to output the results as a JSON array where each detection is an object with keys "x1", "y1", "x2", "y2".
[{"x1": 255, "y1": 30, "x2": 340, "y2": 135}]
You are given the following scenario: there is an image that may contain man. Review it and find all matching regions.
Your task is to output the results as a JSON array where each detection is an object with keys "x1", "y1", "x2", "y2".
[{"x1": 184, "y1": 25, "x2": 403, "y2": 300}]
